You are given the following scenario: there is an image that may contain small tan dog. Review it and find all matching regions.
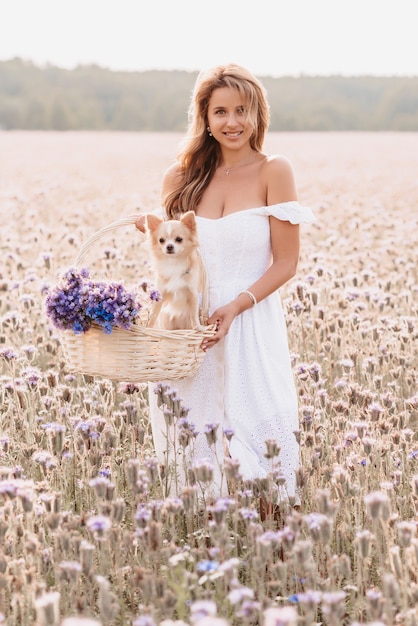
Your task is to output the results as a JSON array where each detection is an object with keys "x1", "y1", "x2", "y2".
[{"x1": 145, "y1": 211, "x2": 207, "y2": 330}]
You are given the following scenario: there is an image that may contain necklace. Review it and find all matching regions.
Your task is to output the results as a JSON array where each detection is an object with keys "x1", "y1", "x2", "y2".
[{"x1": 224, "y1": 153, "x2": 258, "y2": 175}]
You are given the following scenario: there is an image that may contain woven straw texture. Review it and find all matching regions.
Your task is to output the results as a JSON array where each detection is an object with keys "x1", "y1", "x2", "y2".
[{"x1": 60, "y1": 214, "x2": 216, "y2": 382}]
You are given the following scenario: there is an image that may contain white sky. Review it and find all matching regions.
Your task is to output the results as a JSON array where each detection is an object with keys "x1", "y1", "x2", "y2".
[{"x1": 0, "y1": 0, "x2": 417, "y2": 77}]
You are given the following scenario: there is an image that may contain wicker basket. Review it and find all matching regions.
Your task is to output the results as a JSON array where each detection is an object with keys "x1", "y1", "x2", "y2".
[{"x1": 59, "y1": 214, "x2": 216, "y2": 382}]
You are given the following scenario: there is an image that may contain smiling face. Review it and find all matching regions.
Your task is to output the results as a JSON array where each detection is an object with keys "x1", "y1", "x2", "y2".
[{"x1": 207, "y1": 86, "x2": 254, "y2": 152}]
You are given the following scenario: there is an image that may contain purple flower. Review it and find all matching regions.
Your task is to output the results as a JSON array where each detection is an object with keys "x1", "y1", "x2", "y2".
[
  {"x1": 236, "y1": 600, "x2": 261, "y2": 620},
  {"x1": 228, "y1": 586, "x2": 254, "y2": 605},
  {"x1": 190, "y1": 600, "x2": 217, "y2": 621},
  {"x1": 213, "y1": 499, "x2": 236, "y2": 524},
  {"x1": 45, "y1": 267, "x2": 141, "y2": 334},
  {"x1": 192, "y1": 458, "x2": 214, "y2": 483},
  {"x1": 223, "y1": 428, "x2": 235, "y2": 441},
  {"x1": 297, "y1": 590, "x2": 322, "y2": 605},
  {"x1": 0, "y1": 347, "x2": 19, "y2": 361},
  {"x1": 86, "y1": 515, "x2": 111, "y2": 536},
  {"x1": 149, "y1": 289, "x2": 161, "y2": 301},
  {"x1": 239, "y1": 508, "x2": 259, "y2": 521},
  {"x1": 41, "y1": 422, "x2": 66, "y2": 434},
  {"x1": 22, "y1": 367, "x2": 42, "y2": 386},
  {"x1": 204, "y1": 422, "x2": 220, "y2": 446},
  {"x1": 135, "y1": 505, "x2": 151, "y2": 528},
  {"x1": 178, "y1": 418, "x2": 199, "y2": 447}
]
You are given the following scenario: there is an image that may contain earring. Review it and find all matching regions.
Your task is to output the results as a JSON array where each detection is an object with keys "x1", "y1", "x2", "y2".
[{"x1": 207, "y1": 126, "x2": 212, "y2": 137}]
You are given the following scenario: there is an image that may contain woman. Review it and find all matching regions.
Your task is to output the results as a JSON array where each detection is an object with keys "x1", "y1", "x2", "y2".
[{"x1": 136, "y1": 63, "x2": 315, "y2": 507}]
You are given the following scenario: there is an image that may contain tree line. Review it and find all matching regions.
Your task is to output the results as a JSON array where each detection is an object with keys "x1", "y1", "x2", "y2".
[{"x1": 1, "y1": 58, "x2": 417, "y2": 131}]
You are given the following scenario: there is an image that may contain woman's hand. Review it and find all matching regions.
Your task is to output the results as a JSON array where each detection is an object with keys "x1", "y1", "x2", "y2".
[{"x1": 201, "y1": 301, "x2": 241, "y2": 351}]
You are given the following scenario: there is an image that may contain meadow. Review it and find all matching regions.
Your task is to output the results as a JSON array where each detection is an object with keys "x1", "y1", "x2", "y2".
[{"x1": 0, "y1": 131, "x2": 417, "y2": 626}]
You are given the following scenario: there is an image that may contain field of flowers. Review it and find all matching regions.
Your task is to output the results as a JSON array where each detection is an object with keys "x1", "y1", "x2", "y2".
[{"x1": 0, "y1": 131, "x2": 417, "y2": 626}]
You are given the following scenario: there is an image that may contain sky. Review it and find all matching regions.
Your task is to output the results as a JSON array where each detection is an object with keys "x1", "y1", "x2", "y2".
[{"x1": 0, "y1": 0, "x2": 417, "y2": 78}]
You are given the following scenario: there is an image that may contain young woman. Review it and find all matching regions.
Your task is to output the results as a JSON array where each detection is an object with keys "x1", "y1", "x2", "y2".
[{"x1": 136, "y1": 63, "x2": 315, "y2": 507}]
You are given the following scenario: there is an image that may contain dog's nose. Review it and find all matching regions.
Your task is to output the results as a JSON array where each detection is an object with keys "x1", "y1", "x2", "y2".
[{"x1": 166, "y1": 244, "x2": 174, "y2": 253}]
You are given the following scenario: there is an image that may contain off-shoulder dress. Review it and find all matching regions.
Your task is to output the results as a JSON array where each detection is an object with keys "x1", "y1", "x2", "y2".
[{"x1": 148, "y1": 201, "x2": 315, "y2": 501}]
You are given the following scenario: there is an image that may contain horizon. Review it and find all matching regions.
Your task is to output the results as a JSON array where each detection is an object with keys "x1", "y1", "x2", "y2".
[{"x1": 3, "y1": 56, "x2": 417, "y2": 81}]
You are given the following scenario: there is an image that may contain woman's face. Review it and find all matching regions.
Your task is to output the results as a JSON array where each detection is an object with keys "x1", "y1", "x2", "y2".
[{"x1": 206, "y1": 86, "x2": 254, "y2": 151}]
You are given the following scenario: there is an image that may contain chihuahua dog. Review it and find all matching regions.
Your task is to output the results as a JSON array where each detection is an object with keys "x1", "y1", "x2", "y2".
[{"x1": 145, "y1": 211, "x2": 207, "y2": 330}]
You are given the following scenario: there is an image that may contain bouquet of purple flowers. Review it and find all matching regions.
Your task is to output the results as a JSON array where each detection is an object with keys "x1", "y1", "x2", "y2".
[{"x1": 45, "y1": 267, "x2": 158, "y2": 335}]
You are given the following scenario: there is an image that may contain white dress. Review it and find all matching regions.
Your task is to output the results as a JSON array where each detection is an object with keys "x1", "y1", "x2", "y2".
[{"x1": 148, "y1": 201, "x2": 315, "y2": 501}]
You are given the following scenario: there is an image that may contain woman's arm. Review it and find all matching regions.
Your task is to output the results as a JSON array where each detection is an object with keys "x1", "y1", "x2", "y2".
[
  {"x1": 203, "y1": 156, "x2": 300, "y2": 350},
  {"x1": 244, "y1": 153, "x2": 300, "y2": 302}
]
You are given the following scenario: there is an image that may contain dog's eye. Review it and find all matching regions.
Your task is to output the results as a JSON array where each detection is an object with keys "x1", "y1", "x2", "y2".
[
  {"x1": 175, "y1": 237, "x2": 183, "y2": 243},
  {"x1": 159, "y1": 238, "x2": 165, "y2": 244}
]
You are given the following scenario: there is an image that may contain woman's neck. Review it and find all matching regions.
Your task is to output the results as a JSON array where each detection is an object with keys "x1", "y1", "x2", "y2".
[{"x1": 219, "y1": 149, "x2": 262, "y2": 175}]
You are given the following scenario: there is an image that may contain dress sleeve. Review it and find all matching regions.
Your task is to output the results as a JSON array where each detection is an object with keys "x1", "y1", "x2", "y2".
[{"x1": 257, "y1": 201, "x2": 316, "y2": 224}]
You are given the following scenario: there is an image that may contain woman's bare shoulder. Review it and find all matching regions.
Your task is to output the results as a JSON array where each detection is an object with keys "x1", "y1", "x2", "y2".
[
  {"x1": 263, "y1": 154, "x2": 295, "y2": 176},
  {"x1": 261, "y1": 154, "x2": 297, "y2": 204}
]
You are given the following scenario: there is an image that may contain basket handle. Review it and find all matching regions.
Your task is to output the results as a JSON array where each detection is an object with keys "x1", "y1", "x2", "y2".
[{"x1": 72, "y1": 213, "x2": 211, "y2": 325}]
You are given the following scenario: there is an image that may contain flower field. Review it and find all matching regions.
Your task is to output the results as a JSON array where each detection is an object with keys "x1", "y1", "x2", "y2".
[{"x1": 0, "y1": 131, "x2": 417, "y2": 626}]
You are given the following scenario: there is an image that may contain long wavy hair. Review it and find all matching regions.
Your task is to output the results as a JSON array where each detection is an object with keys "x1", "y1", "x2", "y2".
[{"x1": 164, "y1": 64, "x2": 270, "y2": 218}]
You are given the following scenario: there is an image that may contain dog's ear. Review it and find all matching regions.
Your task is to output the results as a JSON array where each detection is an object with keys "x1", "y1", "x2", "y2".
[
  {"x1": 145, "y1": 213, "x2": 163, "y2": 232},
  {"x1": 180, "y1": 211, "x2": 196, "y2": 231}
]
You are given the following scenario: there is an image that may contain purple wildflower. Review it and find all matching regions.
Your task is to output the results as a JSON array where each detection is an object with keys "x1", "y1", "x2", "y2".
[
  {"x1": 297, "y1": 590, "x2": 322, "y2": 606},
  {"x1": 149, "y1": 289, "x2": 161, "y2": 301},
  {"x1": 135, "y1": 505, "x2": 151, "y2": 528},
  {"x1": 239, "y1": 508, "x2": 259, "y2": 521},
  {"x1": 0, "y1": 347, "x2": 19, "y2": 361},
  {"x1": 178, "y1": 418, "x2": 199, "y2": 447},
  {"x1": 86, "y1": 515, "x2": 112, "y2": 536},
  {"x1": 192, "y1": 458, "x2": 214, "y2": 483},
  {"x1": 223, "y1": 428, "x2": 234, "y2": 441},
  {"x1": 228, "y1": 586, "x2": 255, "y2": 605},
  {"x1": 190, "y1": 600, "x2": 217, "y2": 621},
  {"x1": 204, "y1": 422, "x2": 220, "y2": 446},
  {"x1": 22, "y1": 367, "x2": 42, "y2": 386},
  {"x1": 211, "y1": 497, "x2": 235, "y2": 513},
  {"x1": 41, "y1": 422, "x2": 66, "y2": 433}
]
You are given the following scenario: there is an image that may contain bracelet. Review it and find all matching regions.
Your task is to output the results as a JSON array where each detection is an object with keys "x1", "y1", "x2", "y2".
[{"x1": 239, "y1": 290, "x2": 257, "y2": 306}]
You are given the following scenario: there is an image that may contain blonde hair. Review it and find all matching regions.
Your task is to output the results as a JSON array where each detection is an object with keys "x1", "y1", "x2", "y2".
[{"x1": 164, "y1": 64, "x2": 270, "y2": 218}]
